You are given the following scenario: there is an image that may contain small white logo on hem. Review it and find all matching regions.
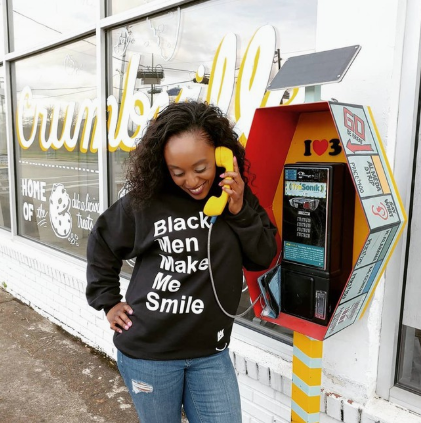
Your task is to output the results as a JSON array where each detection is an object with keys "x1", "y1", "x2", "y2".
[{"x1": 216, "y1": 343, "x2": 227, "y2": 352}]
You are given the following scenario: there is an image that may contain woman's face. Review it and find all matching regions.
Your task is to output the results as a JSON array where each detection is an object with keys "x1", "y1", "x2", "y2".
[{"x1": 164, "y1": 130, "x2": 216, "y2": 200}]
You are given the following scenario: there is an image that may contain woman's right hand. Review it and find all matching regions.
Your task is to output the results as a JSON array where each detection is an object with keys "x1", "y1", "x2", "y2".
[{"x1": 106, "y1": 302, "x2": 133, "y2": 333}]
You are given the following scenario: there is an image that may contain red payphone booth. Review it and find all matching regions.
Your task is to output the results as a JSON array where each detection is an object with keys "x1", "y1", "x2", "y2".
[
  {"x1": 243, "y1": 99, "x2": 406, "y2": 422},
  {"x1": 245, "y1": 100, "x2": 406, "y2": 339},
  {"x1": 241, "y1": 46, "x2": 406, "y2": 422}
]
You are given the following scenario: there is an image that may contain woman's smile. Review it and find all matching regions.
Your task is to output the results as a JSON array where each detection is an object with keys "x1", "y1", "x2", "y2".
[{"x1": 187, "y1": 181, "x2": 207, "y2": 196}]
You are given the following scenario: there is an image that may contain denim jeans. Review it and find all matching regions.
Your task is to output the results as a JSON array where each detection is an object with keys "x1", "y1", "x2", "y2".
[{"x1": 117, "y1": 349, "x2": 242, "y2": 423}]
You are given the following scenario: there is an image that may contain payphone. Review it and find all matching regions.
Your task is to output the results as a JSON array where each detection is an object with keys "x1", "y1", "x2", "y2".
[{"x1": 281, "y1": 163, "x2": 355, "y2": 325}]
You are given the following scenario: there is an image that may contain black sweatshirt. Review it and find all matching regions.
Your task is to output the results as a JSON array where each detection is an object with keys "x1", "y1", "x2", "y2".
[{"x1": 86, "y1": 184, "x2": 277, "y2": 360}]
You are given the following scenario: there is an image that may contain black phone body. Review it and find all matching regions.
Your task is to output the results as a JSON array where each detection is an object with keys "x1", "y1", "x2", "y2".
[{"x1": 280, "y1": 163, "x2": 355, "y2": 325}]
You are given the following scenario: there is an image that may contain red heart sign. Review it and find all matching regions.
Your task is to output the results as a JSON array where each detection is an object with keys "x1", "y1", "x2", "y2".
[{"x1": 313, "y1": 139, "x2": 328, "y2": 155}]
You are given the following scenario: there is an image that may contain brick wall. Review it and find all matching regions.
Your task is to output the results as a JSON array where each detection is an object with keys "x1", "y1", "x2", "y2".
[{"x1": 0, "y1": 235, "x2": 120, "y2": 358}]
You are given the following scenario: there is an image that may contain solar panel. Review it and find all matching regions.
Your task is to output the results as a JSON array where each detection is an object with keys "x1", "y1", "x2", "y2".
[{"x1": 268, "y1": 45, "x2": 361, "y2": 90}]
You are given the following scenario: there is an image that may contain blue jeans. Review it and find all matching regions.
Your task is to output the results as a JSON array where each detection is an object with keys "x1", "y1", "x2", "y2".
[{"x1": 117, "y1": 349, "x2": 242, "y2": 423}]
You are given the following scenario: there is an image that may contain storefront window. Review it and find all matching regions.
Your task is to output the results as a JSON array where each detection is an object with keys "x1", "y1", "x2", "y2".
[
  {"x1": 0, "y1": 65, "x2": 9, "y2": 229},
  {"x1": 106, "y1": 0, "x2": 316, "y2": 337},
  {"x1": 397, "y1": 134, "x2": 421, "y2": 393},
  {"x1": 107, "y1": 0, "x2": 161, "y2": 16},
  {"x1": 0, "y1": 1, "x2": 4, "y2": 58},
  {"x1": 12, "y1": 37, "x2": 98, "y2": 257},
  {"x1": 397, "y1": 325, "x2": 421, "y2": 393},
  {"x1": 8, "y1": 0, "x2": 97, "y2": 53}
]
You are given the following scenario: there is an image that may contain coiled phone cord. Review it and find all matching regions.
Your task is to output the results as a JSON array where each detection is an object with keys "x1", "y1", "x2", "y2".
[{"x1": 207, "y1": 218, "x2": 261, "y2": 319}]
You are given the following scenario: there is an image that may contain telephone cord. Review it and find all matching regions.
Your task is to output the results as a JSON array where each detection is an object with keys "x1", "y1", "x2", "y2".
[{"x1": 207, "y1": 220, "x2": 261, "y2": 319}]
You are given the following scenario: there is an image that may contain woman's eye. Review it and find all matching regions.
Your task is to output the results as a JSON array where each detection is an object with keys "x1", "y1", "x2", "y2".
[
  {"x1": 196, "y1": 168, "x2": 206, "y2": 174},
  {"x1": 173, "y1": 172, "x2": 184, "y2": 177}
]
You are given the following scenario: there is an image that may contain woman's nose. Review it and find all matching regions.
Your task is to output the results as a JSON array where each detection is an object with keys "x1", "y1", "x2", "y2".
[{"x1": 184, "y1": 173, "x2": 199, "y2": 188}]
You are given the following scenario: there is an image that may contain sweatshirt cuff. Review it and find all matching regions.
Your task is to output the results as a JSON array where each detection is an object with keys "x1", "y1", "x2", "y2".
[
  {"x1": 103, "y1": 301, "x2": 120, "y2": 316},
  {"x1": 223, "y1": 200, "x2": 254, "y2": 227}
]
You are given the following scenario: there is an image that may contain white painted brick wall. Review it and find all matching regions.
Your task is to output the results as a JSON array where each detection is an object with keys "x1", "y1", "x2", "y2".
[
  {"x1": 2, "y1": 233, "x2": 421, "y2": 423},
  {"x1": 321, "y1": 413, "x2": 343, "y2": 423},
  {"x1": 231, "y1": 349, "x2": 291, "y2": 423},
  {"x1": 343, "y1": 399, "x2": 361, "y2": 423},
  {"x1": 229, "y1": 346, "x2": 421, "y2": 423},
  {"x1": 270, "y1": 371, "x2": 282, "y2": 393},
  {"x1": 326, "y1": 392, "x2": 343, "y2": 421},
  {"x1": 0, "y1": 236, "x2": 117, "y2": 358}
]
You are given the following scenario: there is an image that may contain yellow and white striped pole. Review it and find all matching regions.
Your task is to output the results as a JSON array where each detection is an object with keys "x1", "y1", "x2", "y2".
[{"x1": 291, "y1": 331, "x2": 323, "y2": 423}]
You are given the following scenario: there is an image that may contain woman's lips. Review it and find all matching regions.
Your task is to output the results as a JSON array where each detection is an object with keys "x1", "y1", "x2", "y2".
[{"x1": 187, "y1": 182, "x2": 206, "y2": 196}]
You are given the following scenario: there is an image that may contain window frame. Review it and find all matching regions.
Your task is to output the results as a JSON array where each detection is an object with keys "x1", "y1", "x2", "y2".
[{"x1": 0, "y1": 63, "x2": 12, "y2": 230}]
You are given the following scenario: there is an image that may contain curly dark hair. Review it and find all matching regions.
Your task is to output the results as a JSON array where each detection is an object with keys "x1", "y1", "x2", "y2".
[{"x1": 125, "y1": 101, "x2": 251, "y2": 209}]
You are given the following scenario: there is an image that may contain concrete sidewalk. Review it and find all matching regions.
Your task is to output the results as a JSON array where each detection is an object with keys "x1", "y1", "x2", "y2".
[{"x1": 0, "y1": 288, "x2": 139, "y2": 422}]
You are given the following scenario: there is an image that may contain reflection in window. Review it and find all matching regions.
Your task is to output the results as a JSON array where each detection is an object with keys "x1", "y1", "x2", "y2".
[
  {"x1": 106, "y1": 0, "x2": 316, "y2": 338},
  {"x1": 9, "y1": 0, "x2": 97, "y2": 52},
  {"x1": 397, "y1": 325, "x2": 421, "y2": 394},
  {"x1": 0, "y1": 1, "x2": 4, "y2": 58},
  {"x1": 107, "y1": 0, "x2": 161, "y2": 16},
  {"x1": 0, "y1": 65, "x2": 10, "y2": 229},
  {"x1": 12, "y1": 37, "x2": 98, "y2": 257}
]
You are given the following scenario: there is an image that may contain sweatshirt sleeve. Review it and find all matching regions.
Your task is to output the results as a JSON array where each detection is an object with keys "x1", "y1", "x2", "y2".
[
  {"x1": 223, "y1": 185, "x2": 278, "y2": 271},
  {"x1": 86, "y1": 196, "x2": 137, "y2": 313}
]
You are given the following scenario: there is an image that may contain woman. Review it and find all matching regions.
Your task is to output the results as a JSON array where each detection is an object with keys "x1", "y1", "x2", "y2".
[{"x1": 86, "y1": 101, "x2": 277, "y2": 422}]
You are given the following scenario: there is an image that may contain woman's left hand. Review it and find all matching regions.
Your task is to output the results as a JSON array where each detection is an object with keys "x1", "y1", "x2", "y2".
[{"x1": 219, "y1": 156, "x2": 245, "y2": 215}]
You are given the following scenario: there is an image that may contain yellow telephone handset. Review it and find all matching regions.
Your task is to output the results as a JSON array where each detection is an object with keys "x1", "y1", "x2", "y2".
[{"x1": 203, "y1": 146, "x2": 234, "y2": 217}]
